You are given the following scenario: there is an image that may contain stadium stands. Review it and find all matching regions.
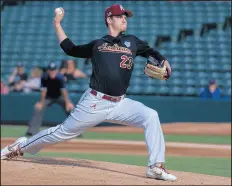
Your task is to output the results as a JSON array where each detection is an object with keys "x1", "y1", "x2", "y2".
[{"x1": 1, "y1": 1, "x2": 231, "y2": 97}]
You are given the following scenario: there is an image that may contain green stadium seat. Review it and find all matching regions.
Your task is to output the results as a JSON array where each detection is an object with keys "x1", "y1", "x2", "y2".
[{"x1": 1, "y1": 1, "x2": 231, "y2": 96}]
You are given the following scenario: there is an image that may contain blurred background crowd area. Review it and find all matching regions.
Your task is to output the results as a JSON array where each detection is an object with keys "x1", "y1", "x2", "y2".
[
  {"x1": 1, "y1": 0, "x2": 231, "y2": 99},
  {"x1": 1, "y1": 59, "x2": 88, "y2": 94}
]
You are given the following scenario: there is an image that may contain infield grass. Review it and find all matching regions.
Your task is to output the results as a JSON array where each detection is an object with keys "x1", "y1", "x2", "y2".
[
  {"x1": 1, "y1": 125, "x2": 231, "y2": 144},
  {"x1": 24, "y1": 152, "x2": 231, "y2": 177}
]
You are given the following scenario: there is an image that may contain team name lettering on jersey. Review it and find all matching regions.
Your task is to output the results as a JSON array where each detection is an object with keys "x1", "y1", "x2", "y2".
[{"x1": 98, "y1": 43, "x2": 132, "y2": 55}]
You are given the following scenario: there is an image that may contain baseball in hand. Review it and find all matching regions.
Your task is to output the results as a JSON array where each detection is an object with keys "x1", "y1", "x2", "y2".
[{"x1": 55, "y1": 7, "x2": 63, "y2": 15}]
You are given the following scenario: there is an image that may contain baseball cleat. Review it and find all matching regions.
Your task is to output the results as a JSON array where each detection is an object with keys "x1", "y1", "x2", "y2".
[
  {"x1": 146, "y1": 164, "x2": 177, "y2": 181},
  {"x1": 1, "y1": 137, "x2": 27, "y2": 160}
]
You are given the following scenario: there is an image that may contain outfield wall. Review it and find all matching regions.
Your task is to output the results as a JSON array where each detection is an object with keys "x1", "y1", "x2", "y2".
[{"x1": 1, "y1": 93, "x2": 231, "y2": 126}]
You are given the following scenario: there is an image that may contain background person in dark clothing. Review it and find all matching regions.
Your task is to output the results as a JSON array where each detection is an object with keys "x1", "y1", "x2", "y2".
[
  {"x1": 200, "y1": 79, "x2": 221, "y2": 99},
  {"x1": 25, "y1": 62, "x2": 74, "y2": 136},
  {"x1": 8, "y1": 63, "x2": 28, "y2": 92}
]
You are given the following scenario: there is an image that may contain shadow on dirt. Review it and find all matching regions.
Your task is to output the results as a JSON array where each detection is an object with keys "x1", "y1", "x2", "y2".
[{"x1": 15, "y1": 157, "x2": 146, "y2": 179}]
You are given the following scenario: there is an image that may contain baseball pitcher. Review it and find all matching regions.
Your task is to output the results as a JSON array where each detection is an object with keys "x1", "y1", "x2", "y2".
[{"x1": 1, "y1": 4, "x2": 176, "y2": 181}]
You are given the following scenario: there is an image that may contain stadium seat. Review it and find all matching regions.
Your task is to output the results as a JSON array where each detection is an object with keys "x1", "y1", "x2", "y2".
[{"x1": 1, "y1": 1, "x2": 231, "y2": 97}]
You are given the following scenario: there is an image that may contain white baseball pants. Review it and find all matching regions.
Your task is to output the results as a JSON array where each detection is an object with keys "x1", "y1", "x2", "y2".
[{"x1": 19, "y1": 88, "x2": 165, "y2": 166}]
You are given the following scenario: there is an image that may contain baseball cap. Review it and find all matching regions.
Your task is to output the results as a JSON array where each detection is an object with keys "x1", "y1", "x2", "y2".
[
  {"x1": 17, "y1": 63, "x2": 24, "y2": 67},
  {"x1": 48, "y1": 62, "x2": 57, "y2": 71},
  {"x1": 209, "y1": 79, "x2": 216, "y2": 85},
  {"x1": 105, "y1": 4, "x2": 133, "y2": 22}
]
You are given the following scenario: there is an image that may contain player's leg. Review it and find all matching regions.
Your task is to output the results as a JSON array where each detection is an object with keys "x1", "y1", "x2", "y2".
[
  {"x1": 56, "y1": 97, "x2": 83, "y2": 138},
  {"x1": 105, "y1": 98, "x2": 176, "y2": 181},
  {"x1": 106, "y1": 98, "x2": 165, "y2": 165},
  {"x1": 1, "y1": 89, "x2": 110, "y2": 159},
  {"x1": 25, "y1": 99, "x2": 52, "y2": 136}
]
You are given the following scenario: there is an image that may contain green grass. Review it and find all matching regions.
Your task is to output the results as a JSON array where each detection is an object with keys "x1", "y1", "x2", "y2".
[
  {"x1": 24, "y1": 152, "x2": 231, "y2": 177},
  {"x1": 164, "y1": 135, "x2": 231, "y2": 145},
  {"x1": 1, "y1": 125, "x2": 231, "y2": 144}
]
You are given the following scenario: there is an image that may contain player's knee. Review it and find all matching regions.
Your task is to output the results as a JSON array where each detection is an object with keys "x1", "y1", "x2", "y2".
[
  {"x1": 142, "y1": 110, "x2": 159, "y2": 127},
  {"x1": 150, "y1": 110, "x2": 159, "y2": 123},
  {"x1": 152, "y1": 110, "x2": 159, "y2": 119},
  {"x1": 146, "y1": 108, "x2": 158, "y2": 119}
]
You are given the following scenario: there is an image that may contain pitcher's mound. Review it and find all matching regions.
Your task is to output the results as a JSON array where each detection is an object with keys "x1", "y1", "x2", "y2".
[{"x1": 1, "y1": 157, "x2": 230, "y2": 185}]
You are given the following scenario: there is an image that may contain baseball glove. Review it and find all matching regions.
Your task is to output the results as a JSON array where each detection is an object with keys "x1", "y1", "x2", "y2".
[{"x1": 144, "y1": 56, "x2": 171, "y2": 80}]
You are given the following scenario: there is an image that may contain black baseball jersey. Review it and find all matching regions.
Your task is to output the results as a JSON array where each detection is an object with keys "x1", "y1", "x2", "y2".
[
  {"x1": 9, "y1": 73, "x2": 28, "y2": 86},
  {"x1": 60, "y1": 33, "x2": 166, "y2": 96},
  {"x1": 41, "y1": 72, "x2": 66, "y2": 99}
]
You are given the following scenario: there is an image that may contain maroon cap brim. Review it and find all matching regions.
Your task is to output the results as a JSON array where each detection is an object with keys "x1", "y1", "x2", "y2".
[
  {"x1": 125, "y1": 10, "x2": 133, "y2": 17},
  {"x1": 113, "y1": 10, "x2": 133, "y2": 17}
]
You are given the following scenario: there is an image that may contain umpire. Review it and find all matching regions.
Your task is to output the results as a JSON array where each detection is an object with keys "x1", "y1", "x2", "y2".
[{"x1": 25, "y1": 62, "x2": 74, "y2": 136}]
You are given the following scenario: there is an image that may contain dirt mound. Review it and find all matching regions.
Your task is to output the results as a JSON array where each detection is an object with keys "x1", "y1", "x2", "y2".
[
  {"x1": 1, "y1": 157, "x2": 230, "y2": 185},
  {"x1": 1, "y1": 138, "x2": 231, "y2": 157}
]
